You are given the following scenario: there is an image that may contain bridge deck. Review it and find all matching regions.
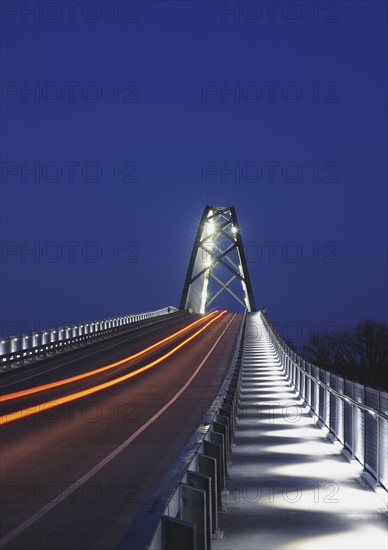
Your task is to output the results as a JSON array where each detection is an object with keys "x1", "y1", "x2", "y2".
[
  {"x1": 0, "y1": 312, "x2": 242, "y2": 550},
  {"x1": 214, "y1": 313, "x2": 387, "y2": 550}
]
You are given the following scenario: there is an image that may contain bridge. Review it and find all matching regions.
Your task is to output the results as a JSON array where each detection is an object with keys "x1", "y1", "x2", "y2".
[{"x1": 0, "y1": 207, "x2": 387, "y2": 550}]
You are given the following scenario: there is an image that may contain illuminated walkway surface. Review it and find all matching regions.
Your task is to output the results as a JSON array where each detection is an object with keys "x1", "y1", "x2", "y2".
[{"x1": 214, "y1": 313, "x2": 388, "y2": 550}]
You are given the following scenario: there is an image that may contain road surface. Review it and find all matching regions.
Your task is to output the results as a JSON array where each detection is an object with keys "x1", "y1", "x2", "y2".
[{"x1": 0, "y1": 311, "x2": 242, "y2": 549}]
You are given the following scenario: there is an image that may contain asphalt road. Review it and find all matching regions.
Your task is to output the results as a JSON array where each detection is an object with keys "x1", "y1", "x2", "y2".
[{"x1": 0, "y1": 311, "x2": 242, "y2": 549}]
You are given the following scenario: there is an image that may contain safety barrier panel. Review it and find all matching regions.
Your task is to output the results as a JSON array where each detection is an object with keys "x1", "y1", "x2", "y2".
[
  {"x1": 261, "y1": 310, "x2": 388, "y2": 491},
  {"x1": 0, "y1": 307, "x2": 178, "y2": 373},
  {"x1": 118, "y1": 312, "x2": 246, "y2": 550}
]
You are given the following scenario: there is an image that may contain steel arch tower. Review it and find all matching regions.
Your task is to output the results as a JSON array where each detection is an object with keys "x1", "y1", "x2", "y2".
[{"x1": 180, "y1": 206, "x2": 256, "y2": 313}]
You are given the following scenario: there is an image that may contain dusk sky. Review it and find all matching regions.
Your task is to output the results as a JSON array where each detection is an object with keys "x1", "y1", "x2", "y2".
[{"x1": 1, "y1": 0, "x2": 387, "y2": 347}]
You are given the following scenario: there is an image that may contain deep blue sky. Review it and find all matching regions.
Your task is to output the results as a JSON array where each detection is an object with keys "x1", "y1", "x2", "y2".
[{"x1": 1, "y1": 1, "x2": 387, "y2": 346}]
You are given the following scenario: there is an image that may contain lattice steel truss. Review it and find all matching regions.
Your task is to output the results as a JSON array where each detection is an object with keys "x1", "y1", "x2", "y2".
[{"x1": 180, "y1": 206, "x2": 256, "y2": 313}]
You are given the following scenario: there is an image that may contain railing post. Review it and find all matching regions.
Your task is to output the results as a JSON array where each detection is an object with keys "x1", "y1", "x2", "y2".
[
  {"x1": 180, "y1": 484, "x2": 207, "y2": 550},
  {"x1": 162, "y1": 517, "x2": 195, "y2": 550}
]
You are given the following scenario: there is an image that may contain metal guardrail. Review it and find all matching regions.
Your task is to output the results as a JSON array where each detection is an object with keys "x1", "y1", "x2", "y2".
[
  {"x1": 118, "y1": 311, "x2": 247, "y2": 550},
  {"x1": 260, "y1": 310, "x2": 388, "y2": 491},
  {"x1": 0, "y1": 307, "x2": 178, "y2": 373}
]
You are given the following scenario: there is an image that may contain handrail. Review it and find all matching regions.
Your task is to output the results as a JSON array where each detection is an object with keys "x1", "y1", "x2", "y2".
[
  {"x1": 296, "y1": 368, "x2": 388, "y2": 421},
  {"x1": 0, "y1": 306, "x2": 179, "y2": 372},
  {"x1": 260, "y1": 308, "x2": 387, "y2": 491},
  {"x1": 260, "y1": 310, "x2": 388, "y2": 420}
]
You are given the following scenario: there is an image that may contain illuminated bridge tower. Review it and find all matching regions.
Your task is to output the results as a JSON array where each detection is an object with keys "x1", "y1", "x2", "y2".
[{"x1": 180, "y1": 206, "x2": 256, "y2": 313}]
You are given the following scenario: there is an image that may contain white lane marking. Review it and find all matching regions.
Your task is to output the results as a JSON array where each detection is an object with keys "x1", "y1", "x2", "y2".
[
  {"x1": 0, "y1": 314, "x2": 237, "y2": 548},
  {"x1": 0, "y1": 317, "x2": 186, "y2": 388}
]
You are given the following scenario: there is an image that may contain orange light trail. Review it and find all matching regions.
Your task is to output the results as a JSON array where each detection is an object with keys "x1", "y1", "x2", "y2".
[
  {"x1": 0, "y1": 311, "x2": 218, "y2": 404},
  {"x1": 0, "y1": 310, "x2": 227, "y2": 425}
]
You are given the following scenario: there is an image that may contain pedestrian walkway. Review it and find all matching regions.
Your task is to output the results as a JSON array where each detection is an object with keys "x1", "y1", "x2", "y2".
[{"x1": 214, "y1": 313, "x2": 387, "y2": 550}]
